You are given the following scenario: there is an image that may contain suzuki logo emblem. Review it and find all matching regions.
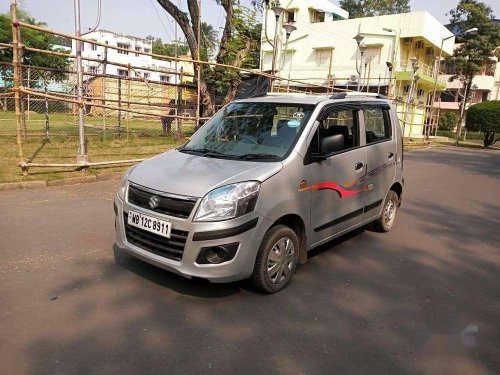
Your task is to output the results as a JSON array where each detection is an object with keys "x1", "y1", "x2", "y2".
[{"x1": 148, "y1": 195, "x2": 160, "y2": 209}]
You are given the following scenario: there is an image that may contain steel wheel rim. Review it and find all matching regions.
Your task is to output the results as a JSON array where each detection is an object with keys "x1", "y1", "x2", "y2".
[
  {"x1": 267, "y1": 237, "x2": 295, "y2": 284},
  {"x1": 384, "y1": 198, "x2": 397, "y2": 226}
]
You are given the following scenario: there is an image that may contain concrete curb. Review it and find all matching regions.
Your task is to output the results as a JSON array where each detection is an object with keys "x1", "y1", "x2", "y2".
[
  {"x1": 0, "y1": 180, "x2": 48, "y2": 191},
  {"x1": 0, "y1": 172, "x2": 123, "y2": 191}
]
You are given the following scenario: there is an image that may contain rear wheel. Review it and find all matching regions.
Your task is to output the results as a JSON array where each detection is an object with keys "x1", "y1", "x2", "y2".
[
  {"x1": 373, "y1": 190, "x2": 399, "y2": 232},
  {"x1": 252, "y1": 225, "x2": 299, "y2": 294}
]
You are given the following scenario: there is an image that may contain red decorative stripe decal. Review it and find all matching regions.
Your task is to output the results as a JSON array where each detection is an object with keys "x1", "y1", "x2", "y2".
[
  {"x1": 300, "y1": 162, "x2": 395, "y2": 198},
  {"x1": 299, "y1": 181, "x2": 369, "y2": 198}
]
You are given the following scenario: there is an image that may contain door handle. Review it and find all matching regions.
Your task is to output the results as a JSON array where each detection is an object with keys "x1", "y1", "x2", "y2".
[
  {"x1": 355, "y1": 162, "x2": 364, "y2": 171},
  {"x1": 388, "y1": 152, "x2": 395, "y2": 160}
]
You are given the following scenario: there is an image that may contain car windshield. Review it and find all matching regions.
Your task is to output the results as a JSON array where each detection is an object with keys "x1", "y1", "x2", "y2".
[{"x1": 180, "y1": 102, "x2": 315, "y2": 160}]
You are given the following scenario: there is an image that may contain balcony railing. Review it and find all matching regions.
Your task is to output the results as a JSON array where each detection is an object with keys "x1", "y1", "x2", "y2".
[{"x1": 399, "y1": 60, "x2": 437, "y2": 78}]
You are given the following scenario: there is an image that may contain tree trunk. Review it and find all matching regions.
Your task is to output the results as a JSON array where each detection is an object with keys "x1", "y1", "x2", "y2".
[
  {"x1": 156, "y1": 0, "x2": 245, "y2": 118},
  {"x1": 484, "y1": 131, "x2": 495, "y2": 147},
  {"x1": 157, "y1": 0, "x2": 216, "y2": 117}
]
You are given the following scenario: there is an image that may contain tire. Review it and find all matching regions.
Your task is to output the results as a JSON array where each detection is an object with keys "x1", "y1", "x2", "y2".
[
  {"x1": 373, "y1": 190, "x2": 399, "y2": 232},
  {"x1": 252, "y1": 225, "x2": 300, "y2": 294}
]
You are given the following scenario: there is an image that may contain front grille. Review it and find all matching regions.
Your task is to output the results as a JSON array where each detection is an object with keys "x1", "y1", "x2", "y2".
[
  {"x1": 124, "y1": 213, "x2": 188, "y2": 261},
  {"x1": 128, "y1": 183, "x2": 197, "y2": 219}
]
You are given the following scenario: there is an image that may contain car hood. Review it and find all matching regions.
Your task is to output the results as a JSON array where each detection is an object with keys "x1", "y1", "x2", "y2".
[{"x1": 129, "y1": 150, "x2": 283, "y2": 197}]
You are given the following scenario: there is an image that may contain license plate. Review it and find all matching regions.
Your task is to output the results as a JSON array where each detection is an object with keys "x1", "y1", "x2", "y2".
[{"x1": 127, "y1": 210, "x2": 172, "y2": 238}]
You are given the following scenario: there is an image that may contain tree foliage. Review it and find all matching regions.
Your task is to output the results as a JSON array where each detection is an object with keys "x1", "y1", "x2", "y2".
[
  {"x1": 0, "y1": 9, "x2": 69, "y2": 80},
  {"x1": 466, "y1": 100, "x2": 500, "y2": 147},
  {"x1": 338, "y1": 0, "x2": 410, "y2": 18},
  {"x1": 204, "y1": 7, "x2": 261, "y2": 98},
  {"x1": 147, "y1": 36, "x2": 189, "y2": 57},
  {"x1": 448, "y1": 0, "x2": 500, "y2": 80},
  {"x1": 439, "y1": 111, "x2": 458, "y2": 131}
]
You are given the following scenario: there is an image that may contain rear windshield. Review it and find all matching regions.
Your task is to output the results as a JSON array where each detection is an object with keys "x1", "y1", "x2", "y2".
[{"x1": 179, "y1": 102, "x2": 315, "y2": 161}]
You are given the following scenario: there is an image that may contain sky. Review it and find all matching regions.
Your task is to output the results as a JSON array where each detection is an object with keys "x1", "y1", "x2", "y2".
[{"x1": 0, "y1": 0, "x2": 499, "y2": 43}]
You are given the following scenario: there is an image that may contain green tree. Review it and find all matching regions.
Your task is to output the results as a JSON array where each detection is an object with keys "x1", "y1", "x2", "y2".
[
  {"x1": 447, "y1": 0, "x2": 500, "y2": 145},
  {"x1": 201, "y1": 22, "x2": 218, "y2": 57},
  {"x1": 338, "y1": 0, "x2": 410, "y2": 18},
  {"x1": 466, "y1": 100, "x2": 500, "y2": 147},
  {"x1": 439, "y1": 111, "x2": 458, "y2": 131},
  {"x1": 156, "y1": 0, "x2": 260, "y2": 116},
  {"x1": 0, "y1": 9, "x2": 69, "y2": 80},
  {"x1": 148, "y1": 36, "x2": 189, "y2": 57}
]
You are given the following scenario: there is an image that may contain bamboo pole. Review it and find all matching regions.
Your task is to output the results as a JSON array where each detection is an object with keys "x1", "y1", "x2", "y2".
[{"x1": 10, "y1": 0, "x2": 27, "y2": 175}]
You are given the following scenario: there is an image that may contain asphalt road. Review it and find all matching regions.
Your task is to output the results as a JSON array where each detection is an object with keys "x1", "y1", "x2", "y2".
[{"x1": 1, "y1": 146, "x2": 499, "y2": 375}]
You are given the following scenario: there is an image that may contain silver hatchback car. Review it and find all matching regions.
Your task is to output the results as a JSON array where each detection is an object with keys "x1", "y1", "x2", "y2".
[{"x1": 114, "y1": 92, "x2": 404, "y2": 293}]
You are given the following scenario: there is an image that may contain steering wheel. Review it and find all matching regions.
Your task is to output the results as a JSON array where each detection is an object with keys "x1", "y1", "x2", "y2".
[{"x1": 239, "y1": 134, "x2": 259, "y2": 145}]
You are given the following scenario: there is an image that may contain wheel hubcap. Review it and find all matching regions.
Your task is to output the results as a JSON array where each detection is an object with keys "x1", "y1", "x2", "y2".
[
  {"x1": 267, "y1": 237, "x2": 295, "y2": 284},
  {"x1": 384, "y1": 198, "x2": 397, "y2": 226}
]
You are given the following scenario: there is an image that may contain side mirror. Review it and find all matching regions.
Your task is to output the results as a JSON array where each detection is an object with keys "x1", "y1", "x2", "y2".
[{"x1": 320, "y1": 134, "x2": 344, "y2": 156}]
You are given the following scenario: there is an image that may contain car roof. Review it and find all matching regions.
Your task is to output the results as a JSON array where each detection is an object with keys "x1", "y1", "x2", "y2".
[{"x1": 234, "y1": 92, "x2": 389, "y2": 106}]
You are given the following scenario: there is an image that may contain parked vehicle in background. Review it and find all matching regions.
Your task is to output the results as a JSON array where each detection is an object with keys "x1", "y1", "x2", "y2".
[{"x1": 114, "y1": 92, "x2": 404, "y2": 293}]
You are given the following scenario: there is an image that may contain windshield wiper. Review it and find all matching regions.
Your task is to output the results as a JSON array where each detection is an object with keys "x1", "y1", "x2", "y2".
[
  {"x1": 235, "y1": 153, "x2": 280, "y2": 160},
  {"x1": 179, "y1": 147, "x2": 226, "y2": 157}
]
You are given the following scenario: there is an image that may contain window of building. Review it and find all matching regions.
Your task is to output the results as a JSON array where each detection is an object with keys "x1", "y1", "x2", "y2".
[
  {"x1": 310, "y1": 9, "x2": 325, "y2": 23},
  {"x1": 143, "y1": 72, "x2": 150, "y2": 80},
  {"x1": 364, "y1": 47, "x2": 382, "y2": 64},
  {"x1": 144, "y1": 48, "x2": 151, "y2": 54},
  {"x1": 160, "y1": 75, "x2": 170, "y2": 83},
  {"x1": 117, "y1": 69, "x2": 128, "y2": 77},
  {"x1": 284, "y1": 9, "x2": 296, "y2": 23},
  {"x1": 90, "y1": 40, "x2": 98, "y2": 51},
  {"x1": 363, "y1": 108, "x2": 391, "y2": 144},
  {"x1": 117, "y1": 43, "x2": 130, "y2": 54},
  {"x1": 315, "y1": 49, "x2": 332, "y2": 65},
  {"x1": 416, "y1": 88, "x2": 425, "y2": 97},
  {"x1": 89, "y1": 66, "x2": 97, "y2": 75},
  {"x1": 135, "y1": 46, "x2": 141, "y2": 57}
]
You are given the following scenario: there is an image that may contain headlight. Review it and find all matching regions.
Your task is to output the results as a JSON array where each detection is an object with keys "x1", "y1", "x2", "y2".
[
  {"x1": 194, "y1": 181, "x2": 260, "y2": 222},
  {"x1": 117, "y1": 166, "x2": 135, "y2": 200}
]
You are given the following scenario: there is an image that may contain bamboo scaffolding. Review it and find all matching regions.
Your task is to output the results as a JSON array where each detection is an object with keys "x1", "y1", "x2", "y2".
[
  {"x1": 18, "y1": 87, "x2": 208, "y2": 120},
  {"x1": 10, "y1": 1, "x2": 26, "y2": 175}
]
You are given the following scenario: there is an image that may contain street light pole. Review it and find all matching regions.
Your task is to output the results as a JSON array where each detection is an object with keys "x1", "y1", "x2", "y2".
[
  {"x1": 270, "y1": 5, "x2": 284, "y2": 92},
  {"x1": 383, "y1": 28, "x2": 398, "y2": 98},
  {"x1": 353, "y1": 34, "x2": 366, "y2": 91},
  {"x1": 430, "y1": 28, "x2": 477, "y2": 140}
]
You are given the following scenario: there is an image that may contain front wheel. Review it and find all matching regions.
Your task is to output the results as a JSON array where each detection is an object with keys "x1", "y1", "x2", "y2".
[
  {"x1": 252, "y1": 225, "x2": 299, "y2": 294},
  {"x1": 373, "y1": 190, "x2": 399, "y2": 232}
]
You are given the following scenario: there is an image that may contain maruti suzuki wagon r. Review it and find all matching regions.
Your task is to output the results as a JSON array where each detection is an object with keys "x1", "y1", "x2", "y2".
[{"x1": 114, "y1": 92, "x2": 404, "y2": 293}]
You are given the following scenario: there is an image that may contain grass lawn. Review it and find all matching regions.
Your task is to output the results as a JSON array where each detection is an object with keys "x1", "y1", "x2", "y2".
[{"x1": 0, "y1": 111, "x2": 190, "y2": 183}]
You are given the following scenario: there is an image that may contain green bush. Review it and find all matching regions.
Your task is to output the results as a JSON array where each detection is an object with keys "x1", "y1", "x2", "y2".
[
  {"x1": 466, "y1": 101, "x2": 500, "y2": 147},
  {"x1": 438, "y1": 112, "x2": 458, "y2": 131}
]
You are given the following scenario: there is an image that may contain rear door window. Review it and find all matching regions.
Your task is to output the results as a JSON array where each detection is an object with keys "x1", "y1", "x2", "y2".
[{"x1": 363, "y1": 108, "x2": 392, "y2": 144}]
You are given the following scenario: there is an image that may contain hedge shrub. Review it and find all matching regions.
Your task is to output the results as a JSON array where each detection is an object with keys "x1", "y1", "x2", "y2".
[{"x1": 466, "y1": 101, "x2": 500, "y2": 147}]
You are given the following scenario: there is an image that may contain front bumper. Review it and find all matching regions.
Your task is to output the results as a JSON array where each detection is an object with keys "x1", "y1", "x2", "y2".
[{"x1": 114, "y1": 195, "x2": 271, "y2": 283}]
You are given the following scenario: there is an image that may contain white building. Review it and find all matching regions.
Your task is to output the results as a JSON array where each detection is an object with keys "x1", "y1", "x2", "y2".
[
  {"x1": 72, "y1": 30, "x2": 180, "y2": 84},
  {"x1": 260, "y1": 1, "x2": 455, "y2": 137}
]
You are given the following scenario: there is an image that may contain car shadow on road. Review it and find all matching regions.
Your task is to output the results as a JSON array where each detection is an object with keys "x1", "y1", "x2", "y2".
[{"x1": 112, "y1": 244, "x2": 247, "y2": 298}]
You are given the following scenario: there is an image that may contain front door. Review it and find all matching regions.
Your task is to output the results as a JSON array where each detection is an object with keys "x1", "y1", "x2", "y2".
[{"x1": 306, "y1": 107, "x2": 367, "y2": 246}]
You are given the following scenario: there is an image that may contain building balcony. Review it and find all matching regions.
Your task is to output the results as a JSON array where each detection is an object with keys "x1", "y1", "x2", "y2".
[{"x1": 396, "y1": 60, "x2": 447, "y2": 90}]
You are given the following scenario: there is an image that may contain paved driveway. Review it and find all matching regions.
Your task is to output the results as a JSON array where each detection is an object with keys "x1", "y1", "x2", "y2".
[{"x1": 1, "y1": 147, "x2": 499, "y2": 374}]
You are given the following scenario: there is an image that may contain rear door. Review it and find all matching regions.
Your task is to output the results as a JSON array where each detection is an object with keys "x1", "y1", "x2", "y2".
[
  {"x1": 306, "y1": 106, "x2": 367, "y2": 246},
  {"x1": 360, "y1": 105, "x2": 397, "y2": 218}
]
